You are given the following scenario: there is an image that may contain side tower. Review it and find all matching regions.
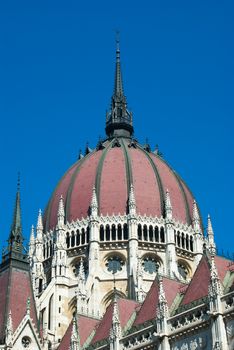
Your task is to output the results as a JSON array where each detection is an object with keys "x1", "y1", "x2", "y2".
[{"x1": 0, "y1": 180, "x2": 39, "y2": 349}]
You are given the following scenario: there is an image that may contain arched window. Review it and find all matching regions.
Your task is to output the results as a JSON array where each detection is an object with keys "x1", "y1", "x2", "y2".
[
  {"x1": 112, "y1": 224, "x2": 116, "y2": 240},
  {"x1": 50, "y1": 242, "x2": 53, "y2": 256},
  {"x1": 43, "y1": 245, "x2": 46, "y2": 259},
  {"x1": 100, "y1": 225, "x2": 104, "y2": 241},
  {"x1": 181, "y1": 232, "x2": 185, "y2": 248},
  {"x1": 86, "y1": 227, "x2": 90, "y2": 243},
  {"x1": 178, "y1": 260, "x2": 191, "y2": 281},
  {"x1": 39, "y1": 279, "x2": 43, "y2": 293},
  {"x1": 46, "y1": 243, "x2": 49, "y2": 258},
  {"x1": 106, "y1": 225, "x2": 110, "y2": 241},
  {"x1": 76, "y1": 230, "x2": 80, "y2": 246},
  {"x1": 117, "y1": 224, "x2": 122, "y2": 240},
  {"x1": 81, "y1": 228, "x2": 86, "y2": 245},
  {"x1": 72, "y1": 258, "x2": 88, "y2": 277},
  {"x1": 71, "y1": 231, "x2": 75, "y2": 247},
  {"x1": 154, "y1": 226, "x2": 159, "y2": 242},
  {"x1": 66, "y1": 232, "x2": 70, "y2": 248},
  {"x1": 138, "y1": 224, "x2": 142, "y2": 240},
  {"x1": 160, "y1": 227, "x2": 165, "y2": 243},
  {"x1": 190, "y1": 236, "x2": 194, "y2": 252},
  {"x1": 123, "y1": 224, "x2": 128, "y2": 240},
  {"x1": 174, "y1": 230, "x2": 177, "y2": 244},
  {"x1": 143, "y1": 225, "x2": 148, "y2": 241},
  {"x1": 177, "y1": 231, "x2": 181, "y2": 247},
  {"x1": 185, "y1": 234, "x2": 189, "y2": 250},
  {"x1": 149, "y1": 225, "x2": 153, "y2": 242}
]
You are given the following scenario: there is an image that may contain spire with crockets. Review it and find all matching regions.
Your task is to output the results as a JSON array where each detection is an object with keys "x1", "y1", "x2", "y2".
[
  {"x1": 7, "y1": 174, "x2": 25, "y2": 256},
  {"x1": 105, "y1": 34, "x2": 133, "y2": 138}
]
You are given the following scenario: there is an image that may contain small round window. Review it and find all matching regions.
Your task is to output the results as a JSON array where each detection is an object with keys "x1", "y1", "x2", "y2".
[
  {"x1": 22, "y1": 336, "x2": 31, "y2": 348},
  {"x1": 106, "y1": 256, "x2": 124, "y2": 274},
  {"x1": 143, "y1": 256, "x2": 160, "y2": 274}
]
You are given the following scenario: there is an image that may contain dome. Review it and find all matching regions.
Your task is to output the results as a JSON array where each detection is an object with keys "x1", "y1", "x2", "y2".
[
  {"x1": 44, "y1": 41, "x2": 199, "y2": 232},
  {"x1": 44, "y1": 138, "x2": 196, "y2": 231}
]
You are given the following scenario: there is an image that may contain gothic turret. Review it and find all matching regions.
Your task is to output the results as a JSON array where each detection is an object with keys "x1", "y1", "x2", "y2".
[
  {"x1": 105, "y1": 36, "x2": 133, "y2": 138},
  {"x1": 28, "y1": 225, "x2": 35, "y2": 259},
  {"x1": 90, "y1": 186, "x2": 98, "y2": 217},
  {"x1": 57, "y1": 195, "x2": 65, "y2": 228},
  {"x1": 76, "y1": 258, "x2": 87, "y2": 314},
  {"x1": 70, "y1": 316, "x2": 80, "y2": 350},
  {"x1": 165, "y1": 189, "x2": 172, "y2": 220},
  {"x1": 156, "y1": 276, "x2": 170, "y2": 350},
  {"x1": 5, "y1": 311, "x2": 13, "y2": 348},
  {"x1": 109, "y1": 294, "x2": 122, "y2": 350},
  {"x1": 207, "y1": 214, "x2": 216, "y2": 256},
  {"x1": 6, "y1": 176, "x2": 25, "y2": 259}
]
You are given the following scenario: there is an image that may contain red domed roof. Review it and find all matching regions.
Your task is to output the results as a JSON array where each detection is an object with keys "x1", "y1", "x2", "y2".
[{"x1": 44, "y1": 138, "x2": 197, "y2": 231}]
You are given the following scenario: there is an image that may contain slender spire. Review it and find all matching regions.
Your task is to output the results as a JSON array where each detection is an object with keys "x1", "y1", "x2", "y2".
[
  {"x1": 129, "y1": 184, "x2": 136, "y2": 215},
  {"x1": 110, "y1": 294, "x2": 122, "y2": 340},
  {"x1": 29, "y1": 225, "x2": 35, "y2": 258},
  {"x1": 193, "y1": 200, "x2": 201, "y2": 233},
  {"x1": 105, "y1": 35, "x2": 133, "y2": 138},
  {"x1": 165, "y1": 189, "x2": 172, "y2": 220},
  {"x1": 76, "y1": 258, "x2": 87, "y2": 314},
  {"x1": 5, "y1": 310, "x2": 13, "y2": 347},
  {"x1": 36, "y1": 209, "x2": 43, "y2": 240},
  {"x1": 208, "y1": 256, "x2": 223, "y2": 299},
  {"x1": 76, "y1": 259, "x2": 86, "y2": 298},
  {"x1": 114, "y1": 32, "x2": 124, "y2": 97},
  {"x1": 7, "y1": 174, "x2": 24, "y2": 254},
  {"x1": 70, "y1": 316, "x2": 80, "y2": 350},
  {"x1": 90, "y1": 186, "x2": 98, "y2": 217},
  {"x1": 207, "y1": 214, "x2": 216, "y2": 255},
  {"x1": 157, "y1": 275, "x2": 168, "y2": 319},
  {"x1": 57, "y1": 195, "x2": 65, "y2": 227}
]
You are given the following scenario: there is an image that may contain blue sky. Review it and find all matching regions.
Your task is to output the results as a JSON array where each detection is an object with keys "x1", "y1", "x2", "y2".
[{"x1": 0, "y1": 0, "x2": 233, "y2": 256}]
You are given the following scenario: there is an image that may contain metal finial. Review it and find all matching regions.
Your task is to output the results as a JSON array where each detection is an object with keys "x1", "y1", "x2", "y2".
[
  {"x1": 17, "y1": 172, "x2": 20, "y2": 192},
  {"x1": 116, "y1": 30, "x2": 120, "y2": 62}
]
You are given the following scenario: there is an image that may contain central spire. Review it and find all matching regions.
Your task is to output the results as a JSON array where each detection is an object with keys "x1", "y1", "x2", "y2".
[{"x1": 105, "y1": 35, "x2": 134, "y2": 138}]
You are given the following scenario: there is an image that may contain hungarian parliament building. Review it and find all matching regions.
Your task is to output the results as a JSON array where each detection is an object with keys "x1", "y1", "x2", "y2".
[{"x1": 0, "y1": 42, "x2": 234, "y2": 350}]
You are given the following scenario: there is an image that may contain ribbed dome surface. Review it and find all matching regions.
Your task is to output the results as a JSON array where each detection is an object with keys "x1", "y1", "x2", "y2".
[{"x1": 44, "y1": 138, "x2": 196, "y2": 231}]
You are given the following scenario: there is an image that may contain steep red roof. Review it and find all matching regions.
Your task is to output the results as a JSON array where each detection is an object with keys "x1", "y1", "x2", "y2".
[
  {"x1": 181, "y1": 255, "x2": 230, "y2": 306},
  {"x1": 182, "y1": 257, "x2": 210, "y2": 306},
  {"x1": 214, "y1": 255, "x2": 230, "y2": 282},
  {"x1": 0, "y1": 264, "x2": 38, "y2": 342},
  {"x1": 133, "y1": 277, "x2": 182, "y2": 326},
  {"x1": 58, "y1": 315, "x2": 99, "y2": 350},
  {"x1": 0, "y1": 269, "x2": 10, "y2": 340},
  {"x1": 44, "y1": 139, "x2": 199, "y2": 231},
  {"x1": 91, "y1": 298, "x2": 139, "y2": 344}
]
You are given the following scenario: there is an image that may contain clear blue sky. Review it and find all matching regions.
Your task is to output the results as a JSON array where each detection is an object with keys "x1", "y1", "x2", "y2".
[{"x1": 0, "y1": 0, "x2": 233, "y2": 256}]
